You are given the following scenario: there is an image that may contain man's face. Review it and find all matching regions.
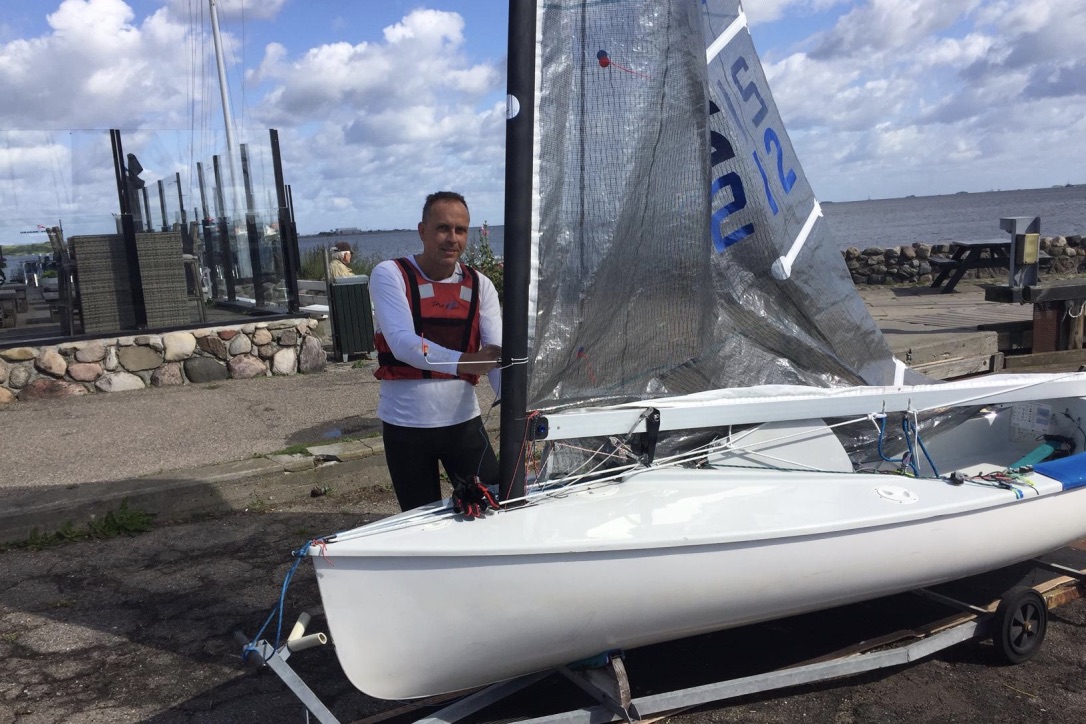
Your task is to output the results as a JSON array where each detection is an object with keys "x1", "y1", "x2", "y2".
[{"x1": 418, "y1": 199, "x2": 470, "y2": 273}]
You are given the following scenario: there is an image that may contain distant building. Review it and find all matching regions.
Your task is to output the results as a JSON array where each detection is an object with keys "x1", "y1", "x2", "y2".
[{"x1": 335, "y1": 227, "x2": 363, "y2": 235}]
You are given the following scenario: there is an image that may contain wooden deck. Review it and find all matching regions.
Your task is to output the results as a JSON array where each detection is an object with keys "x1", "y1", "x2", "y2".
[{"x1": 861, "y1": 281, "x2": 1086, "y2": 378}]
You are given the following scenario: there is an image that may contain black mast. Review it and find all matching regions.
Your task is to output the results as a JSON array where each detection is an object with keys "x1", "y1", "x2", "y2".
[{"x1": 498, "y1": 1, "x2": 537, "y2": 501}]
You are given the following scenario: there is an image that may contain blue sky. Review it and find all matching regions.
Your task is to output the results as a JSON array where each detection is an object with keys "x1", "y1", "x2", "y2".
[{"x1": 1, "y1": 0, "x2": 1083, "y2": 238}]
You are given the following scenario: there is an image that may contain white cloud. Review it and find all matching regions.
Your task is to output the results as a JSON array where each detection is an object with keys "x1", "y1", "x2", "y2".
[
  {"x1": 809, "y1": 0, "x2": 985, "y2": 60},
  {"x1": 0, "y1": 0, "x2": 194, "y2": 129},
  {"x1": 242, "y1": 8, "x2": 504, "y2": 230},
  {"x1": 764, "y1": 0, "x2": 1086, "y2": 201},
  {"x1": 744, "y1": 0, "x2": 851, "y2": 26}
]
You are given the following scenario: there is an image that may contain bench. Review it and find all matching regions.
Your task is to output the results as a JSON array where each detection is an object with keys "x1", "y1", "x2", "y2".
[
  {"x1": 0, "y1": 289, "x2": 17, "y2": 328},
  {"x1": 5, "y1": 283, "x2": 28, "y2": 313},
  {"x1": 931, "y1": 239, "x2": 1052, "y2": 293},
  {"x1": 298, "y1": 279, "x2": 329, "y2": 307}
]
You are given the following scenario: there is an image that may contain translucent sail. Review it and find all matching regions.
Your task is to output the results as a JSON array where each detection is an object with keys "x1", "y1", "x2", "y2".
[{"x1": 526, "y1": 0, "x2": 899, "y2": 411}]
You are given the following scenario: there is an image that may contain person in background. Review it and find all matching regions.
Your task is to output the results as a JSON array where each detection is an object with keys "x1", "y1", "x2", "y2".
[
  {"x1": 329, "y1": 241, "x2": 353, "y2": 279},
  {"x1": 369, "y1": 191, "x2": 502, "y2": 516}
]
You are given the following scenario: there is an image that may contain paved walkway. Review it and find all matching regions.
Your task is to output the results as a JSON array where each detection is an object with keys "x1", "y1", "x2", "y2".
[{"x1": 0, "y1": 281, "x2": 1038, "y2": 542}]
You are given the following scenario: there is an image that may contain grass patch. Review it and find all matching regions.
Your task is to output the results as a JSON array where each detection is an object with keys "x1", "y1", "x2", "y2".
[
  {"x1": 245, "y1": 495, "x2": 270, "y2": 513},
  {"x1": 87, "y1": 500, "x2": 156, "y2": 537},
  {"x1": 5, "y1": 500, "x2": 157, "y2": 551}
]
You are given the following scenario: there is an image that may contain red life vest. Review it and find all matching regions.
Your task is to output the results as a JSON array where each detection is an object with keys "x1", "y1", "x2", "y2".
[{"x1": 374, "y1": 258, "x2": 482, "y2": 384}]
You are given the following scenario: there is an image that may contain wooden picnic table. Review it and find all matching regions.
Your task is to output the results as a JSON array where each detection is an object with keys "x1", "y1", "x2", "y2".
[{"x1": 930, "y1": 238, "x2": 1014, "y2": 294}]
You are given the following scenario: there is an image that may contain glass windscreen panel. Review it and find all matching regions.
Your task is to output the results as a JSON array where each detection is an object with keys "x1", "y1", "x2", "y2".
[{"x1": 0, "y1": 129, "x2": 295, "y2": 346}]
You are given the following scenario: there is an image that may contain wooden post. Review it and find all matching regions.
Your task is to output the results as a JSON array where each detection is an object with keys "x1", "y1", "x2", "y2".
[
  {"x1": 1070, "y1": 299, "x2": 1085, "y2": 350},
  {"x1": 1033, "y1": 302, "x2": 1060, "y2": 353}
]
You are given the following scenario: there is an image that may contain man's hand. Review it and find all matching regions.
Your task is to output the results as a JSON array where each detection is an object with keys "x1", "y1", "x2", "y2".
[
  {"x1": 456, "y1": 344, "x2": 502, "y2": 376},
  {"x1": 452, "y1": 476, "x2": 501, "y2": 518}
]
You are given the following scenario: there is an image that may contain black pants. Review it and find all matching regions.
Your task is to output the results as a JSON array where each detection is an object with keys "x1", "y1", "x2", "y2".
[{"x1": 382, "y1": 417, "x2": 499, "y2": 511}]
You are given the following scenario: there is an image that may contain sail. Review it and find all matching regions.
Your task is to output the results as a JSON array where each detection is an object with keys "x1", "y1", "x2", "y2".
[{"x1": 526, "y1": 0, "x2": 899, "y2": 412}]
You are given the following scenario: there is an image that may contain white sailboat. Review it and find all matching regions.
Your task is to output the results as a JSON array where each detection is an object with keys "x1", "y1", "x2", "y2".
[{"x1": 302, "y1": 0, "x2": 1086, "y2": 702}]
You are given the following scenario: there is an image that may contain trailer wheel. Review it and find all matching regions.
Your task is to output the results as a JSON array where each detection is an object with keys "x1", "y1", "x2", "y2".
[{"x1": 993, "y1": 587, "x2": 1047, "y2": 664}]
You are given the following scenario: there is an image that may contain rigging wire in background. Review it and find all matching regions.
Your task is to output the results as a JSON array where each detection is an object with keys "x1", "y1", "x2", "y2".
[
  {"x1": 3, "y1": 134, "x2": 19, "y2": 212},
  {"x1": 186, "y1": 0, "x2": 216, "y2": 195},
  {"x1": 185, "y1": 0, "x2": 249, "y2": 218},
  {"x1": 200, "y1": 0, "x2": 211, "y2": 173},
  {"x1": 187, "y1": 0, "x2": 198, "y2": 193},
  {"x1": 219, "y1": 6, "x2": 247, "y2": 143},
  {"x1": 240, "y1": 1, "x2": 250, "y2": 134},
  {"x1": 216, "y1": 1, "x2": 276, "y2": 212},
  {"x1": 233, "y1": 1, "x2": 272, "y2": 198},
  {"x1": 1, "y1": 130, "x2": 72, "y2": 225},
  {"x1": 48, "y1": 132, "x2": 70, "y2": 218}
]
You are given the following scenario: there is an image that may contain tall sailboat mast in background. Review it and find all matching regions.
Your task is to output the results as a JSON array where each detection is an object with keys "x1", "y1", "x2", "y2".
[
  {"x1": 208, "y1": 0, "x2": 240, "y2": 219},
  {"x1": 498, "y1": 1, "x2": 537, "y2": 500}
]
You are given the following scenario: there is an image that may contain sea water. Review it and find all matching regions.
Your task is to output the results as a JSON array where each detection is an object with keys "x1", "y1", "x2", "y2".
[
  {"x1": 296, "y1": 185, "x2": 1086, "y2": 261},
  {"x1": 820, "y1": 185, "x2": 1086, "y2": 250}
]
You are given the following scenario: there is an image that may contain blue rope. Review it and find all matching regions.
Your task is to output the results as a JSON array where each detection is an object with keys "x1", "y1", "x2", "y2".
[
  {"x1": 876, "y1": 416, "x2": 904, "y2": 465},
  {"x1": 901, "y1": 418, "x2": 919, "y2": 476},
  {"x1": 899, "y1": 416, "x2": 941, "y2": 478},
  {"x1": 242, "y1": 540, "x2": 313, "y2": 662},
  {"x1": 878, "y1": 415, "x2": 940, "y2": 478},
  {"x1": 915, "y1": 425, "x2": 940, "y2": 477}
]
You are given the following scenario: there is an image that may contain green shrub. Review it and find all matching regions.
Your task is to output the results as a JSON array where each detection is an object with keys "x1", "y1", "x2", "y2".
[
  {"x1": 350, "y1": 251, "x2": 381, "y2": 276},
  {"x1": 464, "y1": 222, "x2": 503, "y2": 296},
  {"x1": 299, "y1": 248, "x2": 327, "y2": 280}
]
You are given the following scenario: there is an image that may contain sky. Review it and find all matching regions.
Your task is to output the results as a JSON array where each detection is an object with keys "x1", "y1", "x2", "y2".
[{"x1": 0, "y1": 0, "x2": 1083, "y2": 240}]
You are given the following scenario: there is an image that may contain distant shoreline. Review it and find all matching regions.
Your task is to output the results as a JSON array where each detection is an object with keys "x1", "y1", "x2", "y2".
[
  {"x1": 817, "y1": 183, "x2": 1080, "y2": 206},
  {"x1": 300, "y1": 184, "x2": 1083, "y2": 233},
  {"x1": 308, "y1": 228, "x2": 413, "y2": 236}
]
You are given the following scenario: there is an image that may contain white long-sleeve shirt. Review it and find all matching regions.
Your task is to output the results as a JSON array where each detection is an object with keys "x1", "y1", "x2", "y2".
[{"x1": 369, "y1": 257, "x2": 502, "y2": 427}]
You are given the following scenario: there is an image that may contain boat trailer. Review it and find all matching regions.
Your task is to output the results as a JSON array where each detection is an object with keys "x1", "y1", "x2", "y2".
[{"x1": 239, "y1": 559, "x2": 1086, "y2": 724}]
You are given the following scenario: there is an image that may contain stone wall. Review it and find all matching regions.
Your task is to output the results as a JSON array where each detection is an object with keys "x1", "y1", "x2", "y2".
[
  {"x1": 844, "y1": 235, "x2": 1086, "y2": 285},
  {"x1": 0, "y1": 318, "x2": 327, "y2": 404}
]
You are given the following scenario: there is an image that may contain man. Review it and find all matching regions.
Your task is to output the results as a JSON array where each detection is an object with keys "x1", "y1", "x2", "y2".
[
  {"x1": 329, "y1": 241, "x2": 354, "y2": 278},
  {"x1": 370, "y1": 191, "x2": 502, "y2": 514}
]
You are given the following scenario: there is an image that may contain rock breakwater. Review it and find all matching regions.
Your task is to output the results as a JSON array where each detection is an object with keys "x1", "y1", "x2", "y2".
[{"x1": 844, "y1": 235, "x2": 1085, "y2": 285}]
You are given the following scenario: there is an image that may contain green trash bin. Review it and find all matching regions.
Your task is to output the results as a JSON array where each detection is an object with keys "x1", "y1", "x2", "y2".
[{"x1": 329, "y1": 275, "x2": 375, "y2": 361}]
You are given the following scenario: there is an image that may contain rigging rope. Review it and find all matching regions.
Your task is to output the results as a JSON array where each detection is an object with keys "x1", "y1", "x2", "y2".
[{"x1": 242, "y1": 540, "x2": 314, "y2": 661}]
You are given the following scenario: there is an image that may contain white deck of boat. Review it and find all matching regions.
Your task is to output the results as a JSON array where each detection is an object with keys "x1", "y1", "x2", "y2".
[{"x1": 324, "y1": 465, "x2": 1062, "y2": 556}]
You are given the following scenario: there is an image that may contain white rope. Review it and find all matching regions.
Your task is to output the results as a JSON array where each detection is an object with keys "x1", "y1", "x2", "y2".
[{"x1": 913, "y1": 371, "x2": 1085, "y2": 415}]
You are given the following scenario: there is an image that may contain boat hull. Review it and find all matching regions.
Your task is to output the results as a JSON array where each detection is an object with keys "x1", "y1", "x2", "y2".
[{"x1": 313, "y1": 470, "x2": 1086, "y2": 699}]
